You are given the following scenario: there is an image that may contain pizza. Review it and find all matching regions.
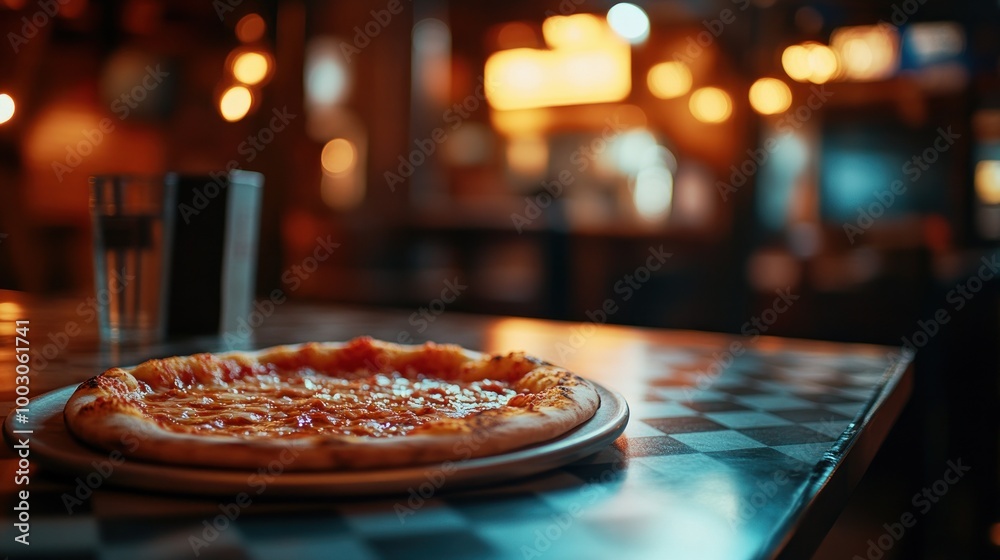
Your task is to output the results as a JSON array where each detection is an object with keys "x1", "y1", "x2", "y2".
[{"x1": 63, "y1": 337, "x2": 600, "y2": 471}]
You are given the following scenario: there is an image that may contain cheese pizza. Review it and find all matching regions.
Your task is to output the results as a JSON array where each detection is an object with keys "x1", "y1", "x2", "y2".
[{"x1": 63, "y1": 337, "x2": 600, "y2": 470}]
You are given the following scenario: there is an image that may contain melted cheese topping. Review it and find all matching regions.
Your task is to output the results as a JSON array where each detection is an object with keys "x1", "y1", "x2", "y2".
[{"x1": 138, "y1": 370, "x2": 520, "y2": 438}]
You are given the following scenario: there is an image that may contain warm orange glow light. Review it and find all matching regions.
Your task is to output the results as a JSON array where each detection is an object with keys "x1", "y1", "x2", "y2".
[
  {"x1": 0, "y1": 302, "x2": 23, "y2": 320},
  {"x1": 831, "y1": 25, "x2": 899, "y2": 81},
  {"x1": 975, "y1": 161, "x2": 1000, "y2": 205},
  {"x1": 782, "y1": 42, "x2": 839, "y2": 84},
  {"x1": 647, "y1": 61, "x2": 692, "y2": 99},
  {"x1": 0, "y1": 94, "x2": 14, "y2": 124},
  {"x1": 232, "y1": 51, "x2": 270, "y2": 85},
  {"x1": 806, "y1": 43, "x2": 838, "y2": 83},
  {"x1": 490, "y1": 108, "x2": 552, "y2": 136},
  {"x1": 781, "y1": 45, "x2": 811, "y2": 81},
  {"x1": 506, "y1": 135, "x2": 549, "y2": 176},
  {"x1": 542, "y1": 13, "x2": 604, "y2": 48},
  {"x1": 749, "y1": 78, "x2": 793, "y2": 115},
  {"x1": 219, "y1": 86, "x2": 253, "y2": 122},
  {"x1": 496, "y1": 22, "x2": 537, "y2": 49},
  {"x1": 236, "y1": 13, "x2": 266, "y2": 43},
  {"x1": 321, "y1": 138, "x2": 357, "y2": 175},
  {"x1": 689, "y1": 87, "x2": 732, "y2": 123},
  {"x1": 485, "y1": 14, "x2": 631, "y2": 111},
  {"x1": 0, "y1": 301, "x2": 23, "y2": 338}
]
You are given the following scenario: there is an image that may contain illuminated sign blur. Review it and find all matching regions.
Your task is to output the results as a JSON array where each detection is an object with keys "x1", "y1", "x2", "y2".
[
  {"x1": 485, "y1": 14, "x2": 631, "y2": 111},
  {"x1": 902, "y1": 22, "x2": 965, "y2": 67}
]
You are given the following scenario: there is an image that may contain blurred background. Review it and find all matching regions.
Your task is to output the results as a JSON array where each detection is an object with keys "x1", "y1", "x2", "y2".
[{"x1": 0, "y1": 0, "x2": 998, "y2": 557}]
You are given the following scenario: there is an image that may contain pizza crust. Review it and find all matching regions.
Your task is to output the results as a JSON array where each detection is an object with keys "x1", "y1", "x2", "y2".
[{"x1": 63, "y1": 338, "x2": 600, "y2": 471}]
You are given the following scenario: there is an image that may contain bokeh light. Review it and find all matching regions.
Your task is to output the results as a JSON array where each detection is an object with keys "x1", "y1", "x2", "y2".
[
  {"x1": 647, "y1": 62, "x2": 692, "y2": 99},
  {"x1": 781, "y1": 45, "x2": 811, "y2": 81},
  {"x1": 611, "y1": 129, "x2": 661, "y2": 174},
  {"x1": 0, "y1": 94, "x2": 14, "y2": 125},
  {"x1": 975, "y1": 161, "x2": 1000, "y2": 205},
  {"x1": 831, "y1": 25, "x2": 899, "y2": 81},
  {"x1": 689, "y1": 87, "x2": 732, "y2": 123},
  {"x1": 0, "y1": 302, "x2": 23, "y2": 320},
  {"x1": 219, "y1": 85, "x2": 253, "y2": 122},
  {"x1": 413, "y1": 18, "x2": 452, "y2": 104},
  {"x1": 0, "y1": 301, "x2": 24, "y2": 338},
  {"x1": 782, "y1": 42, "x2": 840, "y2": 84},
  {"x1": 749, "y1": 78, "x2": 793, "y2": 115},
  {"x1": 607, "y1": 3, "x2": 650, "y2": 44},
  {"x1": 806, "y1": 44, "x2": 839, "y2": 83},
  {"x1": 905, "y1": 22, "x2": 965, "y2": 65},
  {"x1": 232, "y1": 51, "x2": 270, "y2": 85},
  {"x1": 236, "y1": 13, "x2": 266, "y2": 43},
  {"x1": 990, "y1": 521, "x2": 1000, "y2": 547},
  {"x1": 305, "y1": 39, "x2": 350, "y2": 108},
  {"x1": 633, "y1": 164, "x2": 674, "y2": 221},
  {"x1": 506, "y1": 135, "x2": 549, "y2": 177},
  {"x1": 321, "y1": 138, "x2": 357, "y2": 175}
]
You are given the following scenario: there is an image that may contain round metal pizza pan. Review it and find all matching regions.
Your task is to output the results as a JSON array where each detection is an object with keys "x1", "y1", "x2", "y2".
[{"x1": 4, "y1": 382, "x2": 628, "y2": 497}]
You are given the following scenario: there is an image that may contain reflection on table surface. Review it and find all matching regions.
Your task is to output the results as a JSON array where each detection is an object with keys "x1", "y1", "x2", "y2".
[{"x1": 0, "y1": 293, "x2": 911, "y2": 560}]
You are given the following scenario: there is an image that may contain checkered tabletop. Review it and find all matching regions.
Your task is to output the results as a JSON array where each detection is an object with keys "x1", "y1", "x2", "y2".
[{"x1": 0, "y1": 303, "x2": 912, "y2": 560}]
